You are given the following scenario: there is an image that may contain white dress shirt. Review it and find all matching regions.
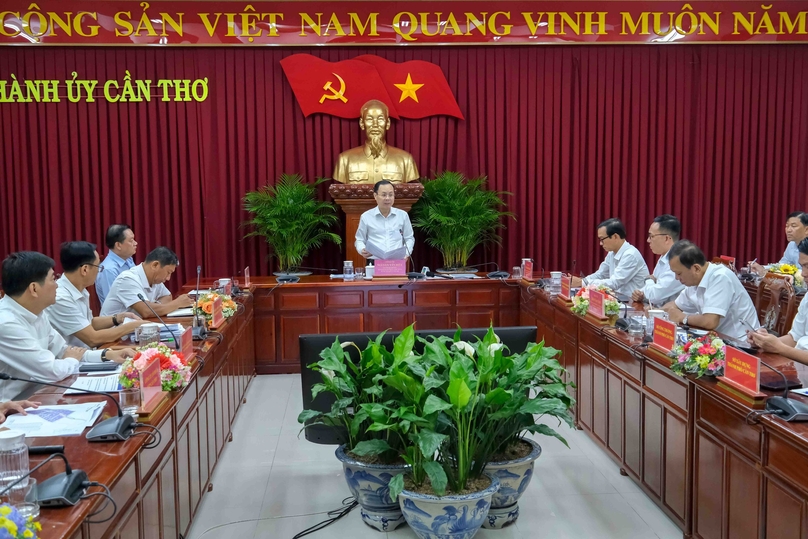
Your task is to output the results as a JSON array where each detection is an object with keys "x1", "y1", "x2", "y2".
[
  {"x1": 641, "y1": 252, "x2": 685, "y2": 305},
  {"x1": 674, "y1": 263, "x2": 760, "y2": 342},
  {"x1": 100, "y1": 264, "x2": 170, "y2": 316},
  {"x1": 95, "y1": 252, "x2": 135, "y2": 306},
  {"x1": 355, "y1": 207, "x2": 415, "y2": 259},
  {"x1": 583, "y1": 241, "x2": 649, "y2": 297},
  {"x1": 788, "y1": 294, "x2": 808, "y2": 350},
  {"x1": 0, "y1": 296, "x2": 103, "y2": 401},
  {"x1": 777, "y1": 241, "x2": 801, "y2": 267},
  {"x1": 46, "y1": 274, "x2": 96, "y2": 348}
]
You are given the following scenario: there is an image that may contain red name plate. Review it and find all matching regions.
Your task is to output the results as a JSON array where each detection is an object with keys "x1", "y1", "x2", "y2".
[
  {"x1": 652, "y1": 318, "x2": 676, "y2": 353},
  {"x1": 210, "y1": 296, "x2": 224, "y2": 328},
  {"x1": 522, "y1": 260, "x2": 533, "y2": 281},
  {"x1": 560, "y1": 275, "x2": 572, "y2": 300},
  {"x1": 374, "y1": 259, "x2": 406, "y2": 277},
  {"x1": 244, "y1": 266, "x2": 251, "y2": 288},
  {"x1": 139, "y1": 357, "x2": 163, "y2": 410},
  {"x1": 588, "y1": 289, "x2": 606, "y2": 319},
  {"x1": 719, "y1": 347, "x2": 763, "y2": 396},
  {"x1": 180, "y1": 327, "x2": 195, "y2": 364},
  {"x1": 720, "y1": 255, "x2": 736, "y2": 264}
]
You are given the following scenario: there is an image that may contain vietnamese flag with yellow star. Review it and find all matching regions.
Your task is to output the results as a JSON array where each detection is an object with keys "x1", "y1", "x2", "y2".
[
  {"x1": 279, "y1": 54, "x2": 400, "y2": 119},
  {"x1": 354, "y1": 56, "x2": 464, "y2": 120}
]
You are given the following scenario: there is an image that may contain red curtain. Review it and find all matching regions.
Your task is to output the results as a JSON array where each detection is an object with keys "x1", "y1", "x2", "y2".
[{"x1": 1, "y1": 45, "x2": 806, "y2": 289}]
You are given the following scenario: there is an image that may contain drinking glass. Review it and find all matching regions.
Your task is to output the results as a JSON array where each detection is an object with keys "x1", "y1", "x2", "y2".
[
  {"x1": 354, "y1": 267, "x2": 365, "y2": 280},
  {"x1": 7, "y1": 477, "x2": 38, "y2": 519},
  {"x1": 119, "y1": 388, "x2": 141, "y2": 417},
  {"x1": 512, "y1": 266, "x2": 522, "y2": 279}
]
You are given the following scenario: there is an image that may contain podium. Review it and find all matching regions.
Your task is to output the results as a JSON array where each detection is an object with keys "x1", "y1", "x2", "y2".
[{"x1": 328, "y1": 182, "x2": 424, "y2": 269}]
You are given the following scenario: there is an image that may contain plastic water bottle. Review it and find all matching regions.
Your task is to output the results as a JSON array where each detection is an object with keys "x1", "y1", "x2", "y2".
[
  {"x1": 0, "y1": 430, "x2": 29, "y2": 491},
  {"x1": 343, "y1": 261, "x2": 355, "y2": 282}
]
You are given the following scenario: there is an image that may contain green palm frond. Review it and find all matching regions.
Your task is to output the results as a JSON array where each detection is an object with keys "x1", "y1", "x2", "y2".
[
  {"x1": 243, "y1": 174, "x2": 342, "y2": 272},
  {"x1": 412, "y1": 171, "x2": 514, "y2": 269}
]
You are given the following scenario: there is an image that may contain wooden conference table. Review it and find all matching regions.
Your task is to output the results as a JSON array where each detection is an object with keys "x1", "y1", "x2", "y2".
[{"x1": 25, "y1": 274, "x2": 808, "y2": 538}]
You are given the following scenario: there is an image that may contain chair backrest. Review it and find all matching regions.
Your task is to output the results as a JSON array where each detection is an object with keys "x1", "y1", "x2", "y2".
[
  {"x1": 758, "y1": 274, "x2": 797, "y2": 336},
  {"x1": 711, "y1": 257, "x2": 734, "y2": 269}
]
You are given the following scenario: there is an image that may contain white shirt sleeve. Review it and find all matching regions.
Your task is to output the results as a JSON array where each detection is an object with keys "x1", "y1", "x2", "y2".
[
  {"x1": 675, "y1": 289, "x2": 699, "y2": 313},
  {"x1": 47, "y1": 298, "x2": 91, "y2": 339},
  {"x1": 584, "y1": 258, "x2": 611, "y2": 285},
  {"x1": 589, "y1": 251, "x2": 647, "y2": 291},
  {"x1": 0, "y1": 323, "x2": 80, "y2": 382},
  {"x1": 643, "y1": 270, "x2": 684, "y2": 304},
  {"x1": 116, "y1": 275, "x2": 147, "y2": 309},
  {"x1": 700, "y1": 274, "x2": 734, "y2": 317},
  {"x1": 155, "y1": 283, "x2": 171, "y2": 301},
  {"x1": 401, "y1": 213, "x2": 415, "y2": 254},
  {"x1": 355, "y1": 213, "x2": 369, "y2": 255},
  {"x1": 789, "y1": 296, "x2": 808, "y2": 342}
]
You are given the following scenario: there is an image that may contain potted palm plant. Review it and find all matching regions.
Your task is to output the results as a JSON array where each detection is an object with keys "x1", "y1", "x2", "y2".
[
  {"x1": 356, "y1": 325, "x2": 574, "y2": 538},
  {"x1": 411, "y1": 171, "x2": 514, "y2": 272},
  {"x1": 297, "y1": 333, "x2": 409, "y2": 531},
  {"x1": 243, "y1": 174, "x2": 341, "y2": 275}
]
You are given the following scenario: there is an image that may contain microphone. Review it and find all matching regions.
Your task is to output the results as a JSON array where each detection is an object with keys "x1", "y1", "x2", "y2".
[
  {"x1": 289, "y1": 266, "x2": 338, "y2": 274},
  {"x1": 0, "y1": 452, "x2": 88, "y2": 507},
  {"x1": 401, "y1": 229, "x2": 424, "y2": 280},
  {"x1": 137, "y1": 293, "x2": 179, "y2": 348},
  {"x1": 426, "y1": 271, "x2": 452, "y2": 280},
  {"x1": 0, "y1": 373, "x2": 135, "y2": 442},
  {"x1": 760, "y1": 360, "x2": 808, "y2": 421},
  {"x1": 191, "y1": 266, "x2": 207, "y2": 341}
]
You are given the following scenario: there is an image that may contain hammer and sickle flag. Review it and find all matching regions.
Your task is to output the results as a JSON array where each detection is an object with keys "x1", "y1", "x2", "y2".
[{"x1": 280, "y1": 55, "x2": 400, "y2": 119}]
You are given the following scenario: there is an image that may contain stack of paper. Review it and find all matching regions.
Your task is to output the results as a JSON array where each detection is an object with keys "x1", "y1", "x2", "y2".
[
  {"x1": 3, "y1": 402, "x2": 108, "y2": 437},
  {"x1": 65, "y1": 375, "x2": 122, "y2": 394}
]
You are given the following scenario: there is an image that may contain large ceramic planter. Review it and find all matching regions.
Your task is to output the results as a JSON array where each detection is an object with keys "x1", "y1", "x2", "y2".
[
  {"x1": 482, "y1": 438, "x2": 542, "y2": 529},
  {"x1": 399, "y1": 472, "x2": 500, "y2": 539},
  {"x1": 335, "y1": 444, "x2": 409, "y2": 532}
]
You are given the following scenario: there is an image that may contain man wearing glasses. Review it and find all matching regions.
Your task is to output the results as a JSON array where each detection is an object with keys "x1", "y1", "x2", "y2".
[
  {"x1": 355, "y1": 180, "x2": 415, "y2": 260},
  {"x1": 631, "y1": 215, "x2": 685, "y2": 305},
  {"x1": 748, "y1": 238, "x2": 808, "y2": 359},
  {"x1": 47, "y1": 241, "x2": 146, "y2": 348},
  {"x1": 0, "y1": 251, "x2": 135, "y2": 401},
  {"x1": 571, "y1": 218, "x2": 649, "y2": 298}
]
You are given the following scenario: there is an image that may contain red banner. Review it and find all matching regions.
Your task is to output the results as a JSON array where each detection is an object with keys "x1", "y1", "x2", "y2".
[{"x1": 0, "y1": 2, "x2": 806, "y2": 46}]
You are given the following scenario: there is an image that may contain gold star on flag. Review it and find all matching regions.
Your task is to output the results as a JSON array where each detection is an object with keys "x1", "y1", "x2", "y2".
[{"x1": 394, "y1": 73, "x2": 424, "y2": 103}]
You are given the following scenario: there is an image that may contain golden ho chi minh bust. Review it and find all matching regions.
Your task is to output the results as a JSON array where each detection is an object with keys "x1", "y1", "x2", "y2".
[{"x1": 332, "y1": 99, "x2": 419, "y2": 185}]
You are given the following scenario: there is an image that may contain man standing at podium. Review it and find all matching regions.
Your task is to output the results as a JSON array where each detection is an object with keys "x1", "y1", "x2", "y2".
[{"x1": 355, "y1": 180, "x2": 415, "y2": 260}]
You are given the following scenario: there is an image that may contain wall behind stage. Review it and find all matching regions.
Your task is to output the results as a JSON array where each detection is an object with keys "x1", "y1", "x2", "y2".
[{"x1": 1, "y1": 45, "x2": 806, "y2": 288}]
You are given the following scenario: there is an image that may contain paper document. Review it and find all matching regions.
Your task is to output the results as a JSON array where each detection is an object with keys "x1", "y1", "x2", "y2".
[
  {"x1": 65, "y1": 374, "x2": 122, "y2": 394},
  {"x1": 187, "y1": 289, "x2": 212, "y2": 297},
  {"x1": 167, "y1": 308, "x2": 194, "y2": 317},
  {"x1": 85, "y1": 365, "x2": 123, "y2": 376},
  {"x1": 365, "y1": 240, "x2": 407, "y2": 260},
  {"x1": 2, "y1": 402, "x2": 107, "y2": 437},
  {"x1": 449, "y1": 274, "x2": 479, "y2": 279}
]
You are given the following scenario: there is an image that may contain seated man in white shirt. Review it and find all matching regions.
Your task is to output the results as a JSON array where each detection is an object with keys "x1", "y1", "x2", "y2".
[
  {"x1": 663, "y1": 240, "x2": 760, "y2": 342},
  {"x1": 47, "y1": 241, "x2": 146, "y2": 348},
  {"x1": 571, "y1": 218, "x2": 649, "y2": 298},
  {"x1": 748, "y1": 238, "x2": 808, "y2": 361},
  {"x1": 750, "y1": 211, "x2": 807, "y2": 276},
  {"x1": 95, "y1": 224, "x2": 138, "y2": 305},
  {"x1": 100, "y1": 246, "x2": 193, "y2": 318},
  {"x1": 632, "y1": 215, "x2": 685, "y2": 305},
  {"x1": 355, "y1": 180, "x2": 415, "y2": 261},
  {"x1": 0, "y1": 252, "x2": 134, "y2": 401}
]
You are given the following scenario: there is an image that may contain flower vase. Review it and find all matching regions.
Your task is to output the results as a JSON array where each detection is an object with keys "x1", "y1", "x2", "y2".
[
  {"x1": 399, "y1": 473, "x2": 500, "y2": 539},
  {"x1": 336, "y1": 445, "x2": 409, "y2": 531},
  {"x1": 482, "y1": 438, "x2": 541, "y2": 529}
]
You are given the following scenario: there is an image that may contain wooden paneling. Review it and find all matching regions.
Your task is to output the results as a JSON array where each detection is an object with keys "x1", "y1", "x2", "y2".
[
  {"x1": 727, "y1": 450, "x2": 761, "y2": 539},
  {"x1": 254, "y1": 315, "x2": 276, "y2": 364},
  {"x1": 765, "y1": 479, "x2": 806, "y2": 539},
  {"x1": 578, "y1": 348, "x2": 593, "y2": 430},
  {"x1": 456, "y1": 309, "x2": 495, "y2": 328},
  {"x1": 280, "y1": 315, "x2": 320, "y2": 362},
  {"x1": 368, "y1": 290, "x2": 408, "y2": 307},
  {"x1": 664, "y1": 410, "x2": 688, "y2": 522},
  {"x1": 646, "y1": 362, "x2": 688, "y2": 413},
  {"x1": 414, "y1": 312, "x2": 451, "y2": 330},
  {"x1": 324, "y1": 291, "x2": 363, "y2": 308},
  {"x1": 367, "y1": 311, "x2": 409, "y2": 332},
  {"x1": 141, "y1": 478, "x2": 160, "y2": 539},
  {"x1": 457, "y1": 288, "x2": 496, "y2": 306},
  {"x1": 499, "y1": 287, "x2": 519, "y2": 306},
  {"x1": 160, "y1": 452, "x2": 177, "y2": 539},
  {"x1": 579, "y1": 323, "x2": 607, "y2": 358},
  {"x1": 88, "y1": 461, "x2": 137, "y2": 539},
  {"x1": 279, "y1": 292, "x2": 319, "y2": 310},
  {"x1": 694, "y1": 429, "x2": 724, "y2": 539},
  {"x1": 593, "y1": 357, "x2": 607, "y2": 444},
  {"x1": 768, "y1": 432, "x2": 808, "y2": 495},
  {"x1": 624, "y1": 384, "x2": 642, "y2": 477},
  {"x1": 607, "y1": 372, "x2": 623, "y2": 458},
  {"x1": 697, "y1": 391, "x2": 762, "y2": 460},
  {"x1": 607, "y1": 342, "x2": 641, "y2": 383},
  {"x1": 177, "y1": 427, "x2": 191, "y2": 535},
  {"x1": 324, "y1": 312, "x2": 364, "y2": 334},
  {"x1": 500, "y1": 308, "x2": 519, "y2": 327},
  {"x1": 643, "y1": 396, "x2": 663, "y2": 497},
  {"x1": 413, "y1": 289, "x2": 452, "y2": 306},
  {"x1": 117, "y1": 506, "x2": 139, "y2": 539}
]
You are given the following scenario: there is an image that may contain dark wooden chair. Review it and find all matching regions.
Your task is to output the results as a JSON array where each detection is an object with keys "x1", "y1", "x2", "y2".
[{"x1": 757, "y1": 273, "x2": 797, "y2": 336}]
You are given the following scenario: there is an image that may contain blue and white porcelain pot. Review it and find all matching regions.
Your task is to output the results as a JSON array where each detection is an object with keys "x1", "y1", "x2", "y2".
[
  {"x1": 335, "y1": 444, "x2": 409, "y2": 532},
  {"x1": 482, "y1": 438, "x2": 542, "y2": 529},
  {"x1": 398, "y1": 472, "x2": 500, "y2": 539}
]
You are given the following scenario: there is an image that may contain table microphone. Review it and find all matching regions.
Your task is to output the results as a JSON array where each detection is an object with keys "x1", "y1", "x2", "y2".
[
  {"x1": 0, "y1": 452, "x2": 88, "y2": 507},
  {"x1": 401, "y1": 229, "x2": 425, "y2": 280},
  {"x1": 191, "y1": 266, "x2": 207, "y2": 341},
  {"x1": 0, "y1": 373, "x2": 135, "y2": 442},
  {"x1": 426, "y1": 271, "x2": 452, "y2": 280},
  {"x1": 760, "y1": 360, "x2": 808, "y2": 421},
  {"x1": 137, "y1": 293, "x2": 179, "y2": 348}
]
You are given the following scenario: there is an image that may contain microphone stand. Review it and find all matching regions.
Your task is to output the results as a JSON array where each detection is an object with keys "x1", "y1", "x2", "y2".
[
  {"x1": 289, "y1": 266, "x2": 338, "y2": 274},
  {"x1": 137, "y1": 293, "x2": 180, "y2": 348},
  {"x1": 0, "y1": 373, "x2": 135, "y2": 442},
  {"x1": 191, "y1": 266, "x2": 207, "y2": 340},
  {"x1": 0, "y1": 452, "x2": 89, "y2": 507},
  {"x1": 400, "y1": 230, "x2": 424, "y2": 280},
  {"x1": 760, "y1": 360, "x2": 808, "y2": 421}
]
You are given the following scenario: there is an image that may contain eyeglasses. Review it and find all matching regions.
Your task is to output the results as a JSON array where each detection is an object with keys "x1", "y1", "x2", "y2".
[
  {"x1": 84, "y1": 263, "x2": 104, "y2": 272},
  {"x1": 376, "y1": 193, "x2": 395, "y2": 199},
  {"x1": 597, "y1": 236, "x2": 610, "y2": 244},
  {"x1": 647, "y1": 233, "x2": 670, "y2": 239}
]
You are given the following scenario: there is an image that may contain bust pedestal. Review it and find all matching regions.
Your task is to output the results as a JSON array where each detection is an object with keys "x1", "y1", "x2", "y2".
[{"x1": 328, "y1": 182, "x2": 424, "y2": 270}]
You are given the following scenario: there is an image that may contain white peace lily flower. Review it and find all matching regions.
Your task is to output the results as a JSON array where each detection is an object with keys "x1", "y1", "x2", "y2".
[
  {"x1": 453, "y1": 341, "x2": 475, "y2": 357},
  {"x1": 323, "y1": 369, "x2": 336, "y2": 380},
  {"x1": 494, "y1": 333, "x2": 501, "y2": 344},
  {"x1": 488, "y1": 343, "x2": 504, "y2": 354},
  {"x1": 340, "y1": 341, "x2": 355, "y2": 349}
]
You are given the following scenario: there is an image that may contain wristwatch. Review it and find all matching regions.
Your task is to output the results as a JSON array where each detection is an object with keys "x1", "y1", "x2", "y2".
[
  {"x1": 112, "y1": 315, "x2": 119, "y2": 327},
  {"x1": 101, "y1": 348, "x2": 111, "y2": 362},
  {"x1": 682, "y1": 316, "x2": 689, "y2": 327}
]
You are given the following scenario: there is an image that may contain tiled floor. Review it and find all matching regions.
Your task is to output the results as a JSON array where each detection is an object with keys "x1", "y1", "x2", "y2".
[{"x1": 187, "y1": 375, "x2": 682, "y2": 539}]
